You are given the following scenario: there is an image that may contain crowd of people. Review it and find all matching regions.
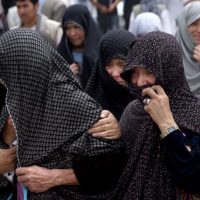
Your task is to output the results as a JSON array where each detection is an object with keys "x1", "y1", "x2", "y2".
[{"x1": 0, "y1": 0, "x2": 200, "y2": 200}]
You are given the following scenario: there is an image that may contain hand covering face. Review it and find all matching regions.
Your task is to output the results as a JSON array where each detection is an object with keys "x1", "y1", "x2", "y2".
[{"x1": 117, "y1": 31, "x2": 200, "y2": 200}]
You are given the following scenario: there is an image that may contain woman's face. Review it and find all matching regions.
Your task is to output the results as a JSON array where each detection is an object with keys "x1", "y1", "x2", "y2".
[
  {"x1": 130, "y1": 67, "x2": 156, "y2": 87},
  {"x1": 65, "y1": 23, "x2": 85, "y2": 49},
  {"x1": 105, "y1": 58, "x2": 128, "y2": 86},
  {"x1": 187, "y1": 18, "x2": 200, "y2": 44}
]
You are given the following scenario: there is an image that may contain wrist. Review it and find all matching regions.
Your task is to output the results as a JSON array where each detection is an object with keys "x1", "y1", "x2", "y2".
[
  {"x1": 51, "y1": 168, "x2": 79, "y2": 187},
  {"x1": 160, "y1": 123, "x2": 179, "y2": 139},
  {"x1": 158, "y1": 119, "x2": 177, "y2": 134}
]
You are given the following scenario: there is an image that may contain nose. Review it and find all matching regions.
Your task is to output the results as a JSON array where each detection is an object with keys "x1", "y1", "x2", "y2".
[
  {"x1": 111, "y1": 68, "x2": 120, "y2": 78},
  {"x1": 131, "y1": 73, "x2": 146, "y2": 87},
  {"x1": 137, "y1": 75, "x2": 146, "y2": 87},
  {"x1": 68, "y1": 29, "x2": 76, "y2": 38}
]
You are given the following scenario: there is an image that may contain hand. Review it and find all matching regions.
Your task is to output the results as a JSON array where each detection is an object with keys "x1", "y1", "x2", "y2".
[
  {"x1": 1, "y1": 117, "x2": 16, "y2": 146},
  {"x1": 0, "y1": 147, "x2": 16, "y2": 173},
  {"x1": 16, "y1": 166, "x2": 56, "y2": 193},
  {"x1": 88, "y1": 110, "x2": 121, "y2": 139},
  {"x1": 193, "y1": 44, "x2": 200, "y2": 62},
  {"x1": 107, "y1": 3, "x2": 116, "y2": 13},
  {"x1": 70, "y1": 63, "x2": 79, "y2": 75},
  {"x1": 99, "y1": 5, "x2": 109, "y2": 14},
  {"x1": 142, "y1": 85, "x2": 177, "y2": 133},
  {"x1": 16, "y1": 166, "x2": 79, "y2": 193}
]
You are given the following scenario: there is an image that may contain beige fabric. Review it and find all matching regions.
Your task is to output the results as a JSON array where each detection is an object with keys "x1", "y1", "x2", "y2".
[{"x1": 41, "y1": 0, "x2": 67, "y2": 23}]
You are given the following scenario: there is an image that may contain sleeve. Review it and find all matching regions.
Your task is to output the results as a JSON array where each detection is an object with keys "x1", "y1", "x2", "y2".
[
  {"x1": 162, "y1": 129, "x2": 200, "y2": 193},
  {"x1": 72, "y1": 150, "x2": 127, "y2": 193}
]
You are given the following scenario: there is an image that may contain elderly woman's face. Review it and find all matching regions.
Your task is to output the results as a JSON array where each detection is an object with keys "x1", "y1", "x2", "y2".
[
  {"x1": 130, "y1": 67, "x2": 156, "y2": 87},
  {"x1": 65, "y1": 23, "x2": 85, "y2": 49},
  {"x1": 187, "y1": 18, "x2": 200, "y2": 44},
  {"x1": 105, "y1": 58, "x2": 128, "y2": 86}
]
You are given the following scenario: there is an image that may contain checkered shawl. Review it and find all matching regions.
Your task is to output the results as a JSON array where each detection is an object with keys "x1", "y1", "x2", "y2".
[
  {"x1": 117, "y1": 32, "x2": 200, "y2": 199},
  {"x1": 0, "y1": 29, "x2": 122, "y2": 199}
]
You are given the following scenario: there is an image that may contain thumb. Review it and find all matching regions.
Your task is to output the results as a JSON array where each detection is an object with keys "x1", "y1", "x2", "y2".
[{"x1": 100, "y1": 110, "x2": 110, "y2": 118}]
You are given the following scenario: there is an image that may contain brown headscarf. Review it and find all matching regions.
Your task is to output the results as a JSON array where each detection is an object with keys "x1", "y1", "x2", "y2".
[{"x1": 117, "y1": 31, "x2": 200, "y2": 200}]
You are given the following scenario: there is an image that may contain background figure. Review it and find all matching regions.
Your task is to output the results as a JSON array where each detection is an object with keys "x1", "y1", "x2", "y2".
[
  {"x1": 57, "y1": 4, "x2": 101, "y2": 88},
  {"x1": 123, "y1": 0, "x2": 140, "y2": 30},
  {"x1": 86, "y1": 30, "x2": 136, "y2": 120},
  {"x1": 90, "y1": 0, "x2": 120, "y2": 33},
  {"x1": 129, "y1": 12, "x2": 163, "y2": 37},
  {"x1": 0, "y1": 0, "x2": 4, "y2": 35},
  {"x1": 175, "y1": 1, "x2": 200, "y2": 98},
  {"x1": 41, "y1": 0, "x2": 67, "y2": 23},
  {"x1": 7, "y1": 0, "x2": 62, "y2": 47},
  {"x1": 129, "y1": 0, "x2": 172, "y2": 34}
]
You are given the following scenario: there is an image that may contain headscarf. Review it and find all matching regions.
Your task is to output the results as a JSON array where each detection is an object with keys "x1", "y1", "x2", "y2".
[
  {"x1": 175, "y1": 1, "x2": 200, "y2": 98},
  {"x1": 0, "y1": 28, "x2": 122, "y2": 199},
  {"x1": 57, "y1": 4, "x2": 101, "y2": 88},
  {"x1": 57, "y1": 4, "x2": 101, "y2": 64},
  {"x1": 117, "y1": 32, "x2": 200, "y2": 199},
  {"x1": 85, "y1": 30, "x2": 136, "y2": 120},
  {"x1": 130, "y1": 12, "x2": 163, "y2": 37}
]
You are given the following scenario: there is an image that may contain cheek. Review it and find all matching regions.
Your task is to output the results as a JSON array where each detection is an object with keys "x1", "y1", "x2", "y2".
[
  {"x1": 149, "y1": 75, "x2": 156, "y2": 84},
  {"x1": 187, "y1": 26, "x2": 195, "y2": 34}
]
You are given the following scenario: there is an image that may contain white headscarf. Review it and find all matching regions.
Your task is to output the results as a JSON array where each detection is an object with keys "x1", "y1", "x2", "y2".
[
  {"x1": 129, "y1": 12, "x2": 163, "y2": 37},
  {"x1": 176, "y1": 1, "x2": 200, "y2": 98}
]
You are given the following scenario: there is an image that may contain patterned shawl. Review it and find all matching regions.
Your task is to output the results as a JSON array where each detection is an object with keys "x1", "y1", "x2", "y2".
[
  {"x1": 117, "y1": 32, "x2": 200, "y2": 200},
  {"x1": 0, "y1": 28, "x2": 122, "y2": 199},
  {"x1": 175, "y1": 1, "x2": 200, "y2": 98},
  {"x1": 85, "y1": 30, "x2": 136, "y2": 120}
]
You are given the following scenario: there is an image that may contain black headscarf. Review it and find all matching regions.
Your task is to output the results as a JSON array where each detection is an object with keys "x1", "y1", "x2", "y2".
[
  {"x1": 57, "y1": 4, "x2": 102, "y2": 88},
  {"x1": 85, "y1": 30, "x2": 136, "y2": 120},
  {"x1": 0, "y1": 28, "x2": 122, "y2": 199},
  {"x1": 117, "y1": 32, "x2": 200, "y2": 199}
]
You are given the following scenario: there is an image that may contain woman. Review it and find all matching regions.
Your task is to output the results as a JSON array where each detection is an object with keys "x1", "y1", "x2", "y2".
[
  {"x1": 175, "y1": 1, "x2": 200, "y2": 98},
  {"x1": 117, "y1": 31, "x2": 200, "y2": 199},
  {"x1": 129, "y1": 0, "x2": 172, "y2": 34},
  {"x1": 0, "y1": 28, "x2": 124, "y2": 199},
  {"x1": 129, "y1": 12, "x2": 163, "y2": 37},
  {"x1": 57, "y1": 4, "x2": 101, "y2": 88},
  {"x1": 86, "y1": 30, "x2": 136, "y2": 120}
]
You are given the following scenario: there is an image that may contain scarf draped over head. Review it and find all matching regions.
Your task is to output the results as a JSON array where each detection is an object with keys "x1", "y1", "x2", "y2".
[
  {"x1": 57, "y1": 4, "x2": 101, "y2": 65},
  {"x1": 175, "y1": 1, "x2": 200, "y2": 98},
  {"x1": 117, "y1": 32, "x2": 200, "y2": 200},
  {"x1": 85, "y1": 30, "x2": 136, "y2": 120},
  {"x1": 130, "y1": 12, "x2": 163, "y2": 37},
  {"x1": 0, "y1": 28, "x2": 121, "y2": 199}
]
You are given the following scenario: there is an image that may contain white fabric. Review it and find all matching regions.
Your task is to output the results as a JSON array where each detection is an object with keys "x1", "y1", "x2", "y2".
[{"x1": 129, "y1": 12, "x2": 163, "y2": 37}]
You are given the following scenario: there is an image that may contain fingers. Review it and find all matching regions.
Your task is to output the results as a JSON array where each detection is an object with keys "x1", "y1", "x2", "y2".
[
  {"x1": 89, "y1": 118, "x2": 106, "y2": 130},
  {"x1": 142, "y1": 85, "x2": 166, "y2": 98},
  {"x1": 8, "y1": 146, "x2": 17, "y2": 154},
  {"x1": 100, "y1": 110, "x2": 110, "y2": 118},
  {"x1": 88, "y1": 119, "x2": 109, "y2": 133},
  {"x1": 151, "y1": 85, "x2": 165, "y2": 95},
  {"x1": 16, "y1": 167, "x2": 29, "y2": 176},
  {"x1": 91, "y1": 130, "x2": 119, "y2": 139},
  {"x1": 142, "y1": 87, "x2": 157, "y2": 99}
]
